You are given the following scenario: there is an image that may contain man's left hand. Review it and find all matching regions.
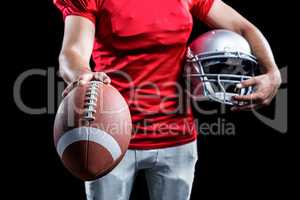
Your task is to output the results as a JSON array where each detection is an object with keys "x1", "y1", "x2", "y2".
[{"x1": 231, "y1": 70, "x2": 282, "y2": 111}]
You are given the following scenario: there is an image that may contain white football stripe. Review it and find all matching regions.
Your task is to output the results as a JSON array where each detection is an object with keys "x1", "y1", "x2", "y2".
[{"x1": 56, "y1": 127, "x2": 122, "y2": 161}]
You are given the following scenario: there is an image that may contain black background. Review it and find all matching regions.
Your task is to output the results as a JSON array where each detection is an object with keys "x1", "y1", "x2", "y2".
[{"x1": 6, "y1": 0, "x2": 295, "y2": 199}]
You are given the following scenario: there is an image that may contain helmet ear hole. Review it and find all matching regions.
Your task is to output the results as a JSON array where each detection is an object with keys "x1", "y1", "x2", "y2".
[{"x1": 184, "y1": 29, "x2": 259, "y2": 105}]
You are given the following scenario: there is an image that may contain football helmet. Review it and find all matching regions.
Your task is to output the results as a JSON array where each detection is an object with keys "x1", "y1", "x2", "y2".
[{"x1": 184, "y1": 29, "x2": 258, "y2": 105}]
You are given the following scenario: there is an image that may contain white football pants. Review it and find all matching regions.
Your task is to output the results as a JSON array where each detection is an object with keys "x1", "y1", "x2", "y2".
[{"x1": 85, "y1": 141, "x2": 198, "y2": 200}]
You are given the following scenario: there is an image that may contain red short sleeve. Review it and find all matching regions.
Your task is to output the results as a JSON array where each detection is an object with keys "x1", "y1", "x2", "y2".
[
  {"x1": 53, "y1": 0, "x2": 101, "y2": 24},
  {"x1": 190, "y1": 0, "x2": 216, "y2": 21}
]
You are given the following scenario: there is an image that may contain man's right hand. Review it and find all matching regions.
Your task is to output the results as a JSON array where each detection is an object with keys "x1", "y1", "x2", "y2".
[{"x1": 62, "y1": 71, "x2": 111, "y2": 97}]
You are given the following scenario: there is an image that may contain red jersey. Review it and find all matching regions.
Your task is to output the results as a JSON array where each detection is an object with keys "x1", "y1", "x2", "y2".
[{"x1": 54, "y1": 0, "x2": 215, "y2": 149}]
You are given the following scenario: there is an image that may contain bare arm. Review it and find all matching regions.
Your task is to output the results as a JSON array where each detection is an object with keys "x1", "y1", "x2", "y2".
[
  {"x1": 58, "y1": 16, "x2": 110, "y2": 95},
  {"x1": 59, "y1": 16, "x2": 95, "y2": 83},
  {"x1": 205, "y1": 1, "x2": 278, "y2": 74},
  {"x1": 203, "y1": 0, "x2": 282, "y2": 110}
]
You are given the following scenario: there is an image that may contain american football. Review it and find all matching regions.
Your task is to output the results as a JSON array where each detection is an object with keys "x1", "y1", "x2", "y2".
[{"x1": 53, "y1": 81, "x2": 132, "y2": 181}]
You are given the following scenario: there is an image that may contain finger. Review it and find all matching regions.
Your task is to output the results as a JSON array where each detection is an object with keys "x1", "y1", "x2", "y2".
[
  {"x1": 94, "y1": 72, "x2": 111, "y2": 84},
  {"x1": 62, "y1": 81, "x2": 79, "y2": 97},
  {"x1": 231, "y1": 103, "x2": 258, "y2": 112},
  {"x1": 78, "y1": 73, "x2": 94, "y2": 85},
  {"x1": 233, "y1": 92, "x2": 261, "y2": 102},
  {"x1": 102, "y1": 75, "x2": 111, "y2": 84},
  {"x1": 103, "y1": 74, "x2": 111, "y2": 84},
  {"x1": 237, "y1": 77, "x2": 257, "y2": 89},
  {"x1": 62, "y1": 88, "x2": 68, "y2": 98}
]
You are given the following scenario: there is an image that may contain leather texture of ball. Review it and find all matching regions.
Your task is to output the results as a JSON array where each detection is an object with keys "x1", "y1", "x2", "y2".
[{"x1": 53, "y1": 81, "x2": 132, "y2": 181}]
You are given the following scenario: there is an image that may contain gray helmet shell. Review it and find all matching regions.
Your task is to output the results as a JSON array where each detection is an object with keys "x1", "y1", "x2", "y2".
[{"x1": 184, "y1": 29, "x2": 258, "y2": 105}]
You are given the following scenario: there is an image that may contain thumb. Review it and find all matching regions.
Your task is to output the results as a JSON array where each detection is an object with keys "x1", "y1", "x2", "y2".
[{"x1": 78, "y1": 72, "x2": 94, "y2": 85}]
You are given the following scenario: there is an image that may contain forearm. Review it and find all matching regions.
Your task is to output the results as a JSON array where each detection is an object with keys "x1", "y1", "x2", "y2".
[
  {"x1": 58, "y1": 16, "x2": 96, "y2": 84},
  {"x1": 205, "y1": 0, "x2": 280, "y2": 76},
  {"x1": 241, "y1": 24, "x2": 280, "y2": 76},
  {"x1": 59, "y1": 49, "x2": 92, "y2": 84}
]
